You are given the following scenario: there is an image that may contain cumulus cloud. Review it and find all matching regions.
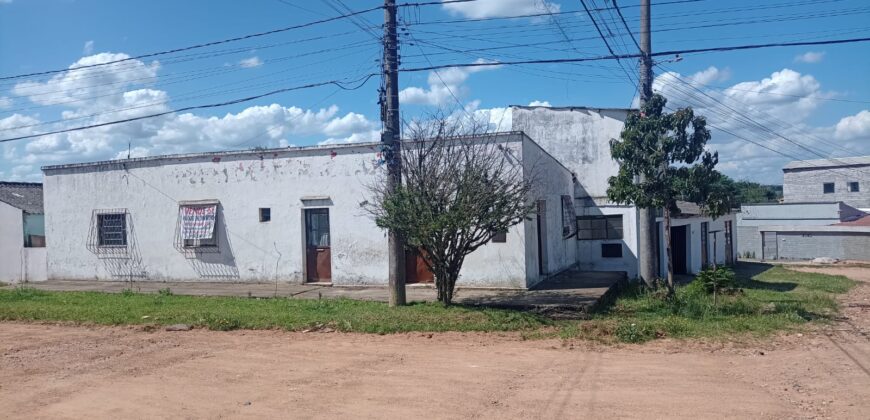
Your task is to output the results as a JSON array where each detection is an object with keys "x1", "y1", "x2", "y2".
[
  {"x1": 238, "y1": 56, "x2": 263, "y2": 68},
  {"x1": 83, "y1": 40, "x2": 94, "y2": 55},
  {"x1": 0, "y1": 53, "x2": 380, "y2": 179},
  {"x1": 834, "y1": 110, "x2": 870, "y2": 141},
  {"x1": 442, "y1": 0, "x2": 559, "y2": 19},
  {"x1": 528, "y1": 100, "x2": 551, "y2": 107},
  {"x1": 0, "y1": 96, "x2": 11, "y2": 109},
  {"x1": 399, "y1": 59, "x2": 500, "y2": 107},
  {"x1": 794, "y1": 51, "x2": 825, "y2": 64}
]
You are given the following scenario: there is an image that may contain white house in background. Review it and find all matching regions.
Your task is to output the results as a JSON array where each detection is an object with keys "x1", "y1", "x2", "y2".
[
  {"x1": 42, "y1": 133, "x2": 578, "y2": 289},
  {"x1": 0, "y1": 182, "x2": 47, "y2": 283},
  {"x1": 510, "y1": 105, "x2": 737, "y2": 278}
]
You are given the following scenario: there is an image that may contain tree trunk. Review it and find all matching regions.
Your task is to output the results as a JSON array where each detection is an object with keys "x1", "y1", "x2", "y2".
[{"x1": 664, "y1": 206, "x2": 674, "y2": 295}]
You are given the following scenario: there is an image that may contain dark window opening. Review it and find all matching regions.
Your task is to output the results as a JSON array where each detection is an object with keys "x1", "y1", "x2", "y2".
[
  {"x1": 577, "y1": 215, "x2": 623, "y2": 240},
  {"x1": 259, "y1": 207, "x2": 271, "y2": 222},
  {"x1": 491, "y1": 230, "x2": 507, "y2": 243},
  {"x1": 97, "y1": 213, "x2": 127, "y2": 247},
  {"x1": 823, "y1": 182, "x2": 835, "y2": 194},
  {"x1": 601, "y1": 243, "x2": 623, "y2": 258},
  {"x1": 848, "y1": 182, "x2": 860, "y2": 192},
  {"x1": 561, "y1": 195, "x2": 577, "y2": 238}
]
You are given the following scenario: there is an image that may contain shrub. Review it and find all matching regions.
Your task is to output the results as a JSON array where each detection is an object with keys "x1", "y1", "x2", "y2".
[
  {"x1": 157, "y1": 288, "x2": 173, "y2": 296},
  {"x1": 694, "y1": 266, "x2": 737, "y2": 305}
]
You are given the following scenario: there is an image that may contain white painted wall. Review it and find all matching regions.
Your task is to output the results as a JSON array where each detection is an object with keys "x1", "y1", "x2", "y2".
[
  {"x1": 0, "y1": 201, "x2": 24, "y2": 283},
  {"x1": 575, "y1": 202, "x2": 639, "y2": 278},
  {"x1": 0, "y1": 202, "x2": 47, "y2": 283},
  {"x1": 43, "y1": 135, "x2": 555, "y2": 288},
  {"x1": 522, "y1": 137, "x2": 579, "y2": 288},
  {"x1": 657, "y1": 213, "x2": 737, "y2": 277}
]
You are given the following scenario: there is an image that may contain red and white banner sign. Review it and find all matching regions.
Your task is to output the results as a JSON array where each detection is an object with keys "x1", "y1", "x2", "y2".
[{"x1": 180, "y1": 205, "x2": 216, "y2": 240}]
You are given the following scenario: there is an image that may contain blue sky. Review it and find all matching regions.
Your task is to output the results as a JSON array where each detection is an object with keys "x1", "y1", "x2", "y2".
[{"x1": 1, "y1": 0, "x2": 868, "y2": 183}]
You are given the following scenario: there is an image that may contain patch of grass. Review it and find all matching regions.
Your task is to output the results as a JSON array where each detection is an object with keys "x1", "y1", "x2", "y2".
[
  {"x1": 0, "y1": 264, "x2": 854, "y2": 343},
  {"x1": 559, "y1": 264, "x2": 855, "y2": 343},
  {"x1": 0, "y1": 287, "x2": 549, "y2": 334}
]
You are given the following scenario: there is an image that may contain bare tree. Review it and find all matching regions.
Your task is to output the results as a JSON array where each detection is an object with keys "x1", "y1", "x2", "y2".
[{"x1": 366, "y1": 114, "x2": 535, "y2": 305}]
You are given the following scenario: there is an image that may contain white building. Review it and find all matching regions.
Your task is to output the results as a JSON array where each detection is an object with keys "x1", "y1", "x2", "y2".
[
  {"x1": 510, "y1": 105, "x2": 737, "y2": 278},
  {"x1": 42, "y1": 133, "x2": 577, "y2": 289},
  {"x1": 40, "y1": 106, "x2": 737, "y2": 288},
  {"x1": 0, "y1": 182, "x2": 46, "y2": 283}
]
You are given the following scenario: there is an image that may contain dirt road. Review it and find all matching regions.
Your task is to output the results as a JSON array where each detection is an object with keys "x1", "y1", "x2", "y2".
[{"x1": 2, "y1": 267, "x2": 868, "y2": 419}]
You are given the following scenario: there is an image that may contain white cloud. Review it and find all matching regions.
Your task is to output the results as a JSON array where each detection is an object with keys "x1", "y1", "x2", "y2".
[
  {"x1": 399, "y1": 59, "x2": 500, "y2": 107},
  {"x1": 834, "y1": 110, "x2": 870, "y2": 141},
  {"x1": 238, "y1": 56, "x2": 263, "y2": 68},
  {"x1": 528, "y1": 100, "x2": 551, "y2": 107},
  {"x1": 0, "y1": 0, "x2": 12, "y2": 5},
  {"x1": 442, "y1": 0, "x2": 559, "y2": 19},
  {"x1": 83, "y1": 40, "x2": 94, "y2": 55},
  {"x1": 0, "y1": 96, "x2": 11, "y2": 109},
  {"x1": 0, "y1": 53, "x2": 380, "y2": 179},
  {"x1": 794, "y1": 51, "x2": 825, "y2": 64}
]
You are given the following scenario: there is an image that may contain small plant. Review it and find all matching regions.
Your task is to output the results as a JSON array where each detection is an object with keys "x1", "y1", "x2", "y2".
[
  {"x1": 121, "y1": 288, "x2": 135, "y2": 297},
  {"x1": 158, "y1": 288, "x2": 173, "y2": 296},
  {"x1": 615, "y1": 322, "x2": 653, "y2": 343},
  {"x1": 694, "y1": 266, "x2": 737, "y2": 305}
]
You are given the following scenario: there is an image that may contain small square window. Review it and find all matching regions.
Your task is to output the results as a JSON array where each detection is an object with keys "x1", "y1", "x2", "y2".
[
  {"x1": 97, "y1": 213, "x2": 127, "y2": 247},
  {"x1": 601, "y1": 243, "x2": 623, "y2": 258},
  {"x1": 491, "y1": 230, "x2": 507, "y2": 243},
  {"x1": 823, "y1": 182, "x2": 835, "y2": 194},
  {"x1": 848, "y1": 182, "x2": 860, "y2": 192},
  {"x1": 259, "y1": 207, "x2": 271, "y2": 222}
]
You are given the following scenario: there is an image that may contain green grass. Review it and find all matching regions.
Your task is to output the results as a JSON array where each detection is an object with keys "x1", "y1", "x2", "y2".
[
  {"x1": 0, "y1": 288, "x2": 546, "y2": 334},
  {"x1": 0, "y1": 263, "x2": 855, "y2": 342},
  {"x1": 560, "y1": 263, "x2": 856, "y2": 343}
]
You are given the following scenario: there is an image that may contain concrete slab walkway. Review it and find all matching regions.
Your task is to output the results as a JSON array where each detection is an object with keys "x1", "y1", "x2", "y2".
[{"x1": 4, "y1": 270, "x2": 626, "y2": 316}]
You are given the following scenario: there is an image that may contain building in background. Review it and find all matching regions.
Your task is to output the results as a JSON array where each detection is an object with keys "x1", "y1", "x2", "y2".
[
  {"x1": 510, "y1": 105, "x2": 737, "y2": 279},
  {"x1": 738, "y1": 157, "x2": 870, "y2": 262},
  {"x1": 782, "y1": 156, "x2": 870, "y2": 210},
  {"x1": 0, "y1": 182, "x2": 46, "y2": 283}
]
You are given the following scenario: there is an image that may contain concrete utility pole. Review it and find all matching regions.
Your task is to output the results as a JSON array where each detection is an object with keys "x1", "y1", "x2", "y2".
[
  {"x1": 382, "y1": 0, "x2": 406, "y2": 306},
  {"x1": 637, "y1": 0, "x2": 658, "y2": 286}
]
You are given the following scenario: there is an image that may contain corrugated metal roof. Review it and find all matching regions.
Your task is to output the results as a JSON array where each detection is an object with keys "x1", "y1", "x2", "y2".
[
  {"x1": 0, "y1": 182, "x2": 43, "y2": 214},
  {"x1": 783, "y1": 155, "x2": 870, "y2": 171}
]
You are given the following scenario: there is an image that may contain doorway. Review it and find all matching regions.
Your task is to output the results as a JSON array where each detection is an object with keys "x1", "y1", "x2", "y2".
[
  {"x1": 405, "y1": 248, "x2": 434, "y2": 284},
  {"x1": 536, "y1": 200, "x2": 548, "y2": 275},
  {"x1": 671, "y1": 225, "x2": 688, "y2": 275},
  {"x1": 304, "y1": 208, "x2": 331, "y2": 283}
]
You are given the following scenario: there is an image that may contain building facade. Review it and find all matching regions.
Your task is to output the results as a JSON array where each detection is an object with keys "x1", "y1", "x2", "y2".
[
  {"x1": 42, "y1": 133, "x2": 578, "y2": 288},
  {"x1": 782, "y1": 156, "x2": 870, "y2": 210},
  {"x1": 0, "y1": 182, "x2": 46, "y2": 283}
]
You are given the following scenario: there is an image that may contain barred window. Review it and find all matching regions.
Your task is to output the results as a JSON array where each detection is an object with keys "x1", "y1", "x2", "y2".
[
  {"x1": 576, "y1": 215, "x2": 623, "y2": 240},
  {"x1": 180, "y1": 204, "x2": 218, "y2": 248},
  {"x1": 97, "y1": 213, "x2": 127, "y2": 247}
]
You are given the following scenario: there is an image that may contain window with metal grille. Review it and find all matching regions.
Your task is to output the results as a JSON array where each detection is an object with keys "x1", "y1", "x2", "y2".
[
  {"x1": 97, "y1": 213, "x2": 127, "y2": 247},
  {"x1": 823, "y1": 182, "x2": 835, "y2": 194},
  {"x1": 491, "y1": 230, "x2": 507, "y2": 243},
  {"x1": 181, "y1": 205, "x2": 218, "y2": 248},
  {"x1": 576, "y1": 215, "x2": 623, "y2": 240}
]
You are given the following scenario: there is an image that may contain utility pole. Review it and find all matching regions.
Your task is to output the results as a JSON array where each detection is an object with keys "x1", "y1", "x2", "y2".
[
  {"x1": 637, "y1": 0, "x2": 658, "y2": 286},
  {"x1": 382, "y1": 0, "x2": 406, "y2": 306}
]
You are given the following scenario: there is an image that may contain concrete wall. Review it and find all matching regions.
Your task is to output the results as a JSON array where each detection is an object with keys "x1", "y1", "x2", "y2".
[
  {"x1": 511, "y1": 106, "x2": 628, "y2": 199},
  {"x1": 522, "y1": 137, "x2": 579, "y2": 287},
  {"x1": 43, "y1": 136, "x2": 549, "y2": 288},
  {"x1": 754, "y1": 226, "x2": 870, "y2": 261},
  {"x1": 575, "y1": 201, "x2": 638, "y2": 278},
  {"x1": 0, "y1": 202, "x2": 47, "y2": 283},
  {"x1": 738, "y1": 202, "x2": 844, "y2": 226},
  {"x1": 783, "y1": 166, "x2": 870, "y2": 209}
]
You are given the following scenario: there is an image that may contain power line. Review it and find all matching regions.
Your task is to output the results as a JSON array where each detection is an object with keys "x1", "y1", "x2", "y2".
[
  {"x1": 398, "y1": 36, "x2": 870, "y2": 72},
  {"x1": 0, "y1": 74, "x2": 377, "y2": 143}
]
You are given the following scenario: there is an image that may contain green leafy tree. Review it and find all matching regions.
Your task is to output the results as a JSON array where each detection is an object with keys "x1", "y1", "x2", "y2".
[
  {"x1": 366, "y1": 116, "x2": 536, "y2": 305},
  {"x1": 607, "y1": 94, "x2": 732, "y2": 293}
]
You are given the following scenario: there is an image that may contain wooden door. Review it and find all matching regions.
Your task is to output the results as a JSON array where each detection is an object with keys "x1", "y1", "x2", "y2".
[
  {"x1": 305, "y1": 208, "x2": 331, "y2": 282},
  {"x1": 405, "y1": 248, "x2": 434, "y2": 283},
  {"x1": 700, "y1": 222, "x2": 709, "y2": 268}
]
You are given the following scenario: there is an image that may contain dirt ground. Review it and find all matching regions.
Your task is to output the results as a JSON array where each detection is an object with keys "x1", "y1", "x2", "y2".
[{"x1": 2, "y1": 267, "x2": 868, "y2": 419}]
